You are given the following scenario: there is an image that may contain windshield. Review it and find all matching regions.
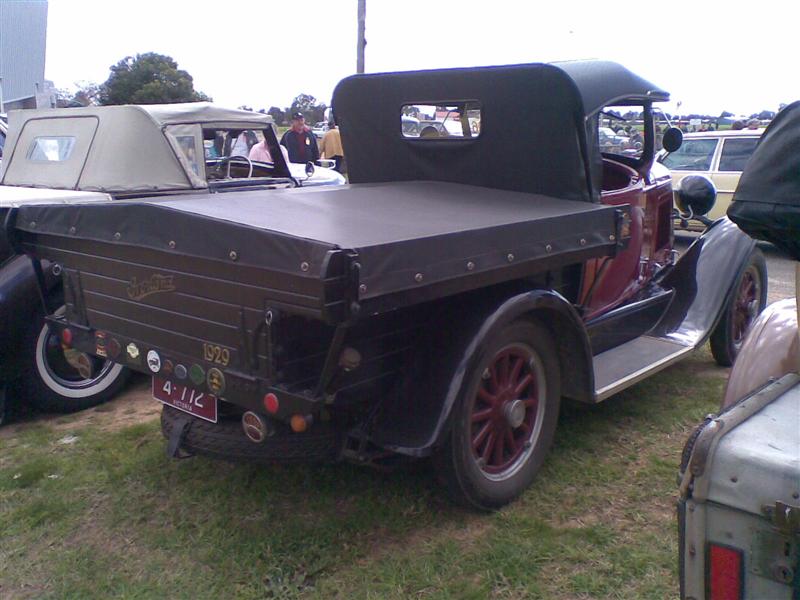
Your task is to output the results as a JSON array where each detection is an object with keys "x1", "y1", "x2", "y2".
[
  {"x1": 598, "y1": 108, "x2": 643, "y2": 159},
  {"x1": 661, "y1": 138, "x2": 718, "y2": 171}
]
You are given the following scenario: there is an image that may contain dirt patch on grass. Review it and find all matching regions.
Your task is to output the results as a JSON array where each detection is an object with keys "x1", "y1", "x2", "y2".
[{"x1": 2, "y1": 375, "x2": 160, "y2": 440}]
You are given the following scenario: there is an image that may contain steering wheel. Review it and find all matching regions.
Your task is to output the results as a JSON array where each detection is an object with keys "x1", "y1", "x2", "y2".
[{"x1": 211, "y1": 155, "x2": 254, "y2": 179}]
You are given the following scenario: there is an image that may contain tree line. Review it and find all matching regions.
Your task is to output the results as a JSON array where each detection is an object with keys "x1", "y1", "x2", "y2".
[{"x1": 57, "y1": 52, "x2": 328, "y2": 124}]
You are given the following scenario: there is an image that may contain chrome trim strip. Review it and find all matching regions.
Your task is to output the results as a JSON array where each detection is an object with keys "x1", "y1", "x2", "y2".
[{"x1": 594, "y1": 344, "x2": 694, "y2": 401}]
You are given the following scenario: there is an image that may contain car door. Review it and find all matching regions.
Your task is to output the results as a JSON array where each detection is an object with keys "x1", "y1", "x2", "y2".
[{"x1": 706, "y1": 135, "x2": 760, "y2": 221}]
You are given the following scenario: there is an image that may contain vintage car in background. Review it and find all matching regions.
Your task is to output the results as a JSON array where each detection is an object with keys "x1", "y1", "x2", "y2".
[
  {"x1": 0, "y1": 103, "x2": 344, "y2": 425},
  {"x1": 678, "y1": 101, "x2": 800, "y2": 599},
  {"x1": 9, "y1": 61, "x2": 765, "y2": 509},
  {"x1": 311, "y1": 121, "x2": 329, "y2": 139},
  {"x1": 658, "y1": 129, "x2": 763, "y2": 231}
]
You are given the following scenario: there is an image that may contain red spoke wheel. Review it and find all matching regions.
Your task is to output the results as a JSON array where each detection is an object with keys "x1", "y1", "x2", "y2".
[
  {"x1": 469, "y1": 344, "x2": 545, "y2": 480},
  {"x1": 710, "y1": 248, "x2": 767, "y2": 367},
  {"x1": 435, "y1": 319, "x2": 561, "y2": 510}
]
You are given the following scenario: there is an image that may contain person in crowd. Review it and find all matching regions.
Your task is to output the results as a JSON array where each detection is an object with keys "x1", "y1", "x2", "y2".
[
  {"x1": 731, "y1": 120, "x2": 745, "y2": 130},
  {"x1": 249, "y1": 135, "x2": 290, "y2": 165},
  {"x1": 231, "y1": 130, "x2": 257, "y2": 157},
  {"x1": 318, "y1": 119, "x2": 345, "y2": 173},
  {"x1": 746, "y1": 118, "x2": 760, "y2": 130},
  {"x1": 280, "y1": 112, "x2": 319, "y2": 163}
]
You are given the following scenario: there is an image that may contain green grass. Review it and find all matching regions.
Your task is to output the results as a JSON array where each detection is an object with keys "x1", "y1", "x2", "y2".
[{"x1": 0, "y1": 348, "x2": 725, "y2": 599}]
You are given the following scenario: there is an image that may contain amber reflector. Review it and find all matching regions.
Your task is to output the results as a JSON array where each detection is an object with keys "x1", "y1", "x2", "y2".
[{"x1": 290, "y1": 414, "x2": 308, "y2": 433}]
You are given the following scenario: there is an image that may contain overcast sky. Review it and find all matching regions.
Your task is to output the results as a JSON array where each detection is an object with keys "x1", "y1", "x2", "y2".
[{"x1": 46, "y1": 0, "x2": 797, "y2": 116}]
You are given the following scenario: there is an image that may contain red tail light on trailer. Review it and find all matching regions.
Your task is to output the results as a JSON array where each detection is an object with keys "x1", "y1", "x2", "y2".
[{"x1": 707, "y1": 543, "x2": 743, "y2": 600}]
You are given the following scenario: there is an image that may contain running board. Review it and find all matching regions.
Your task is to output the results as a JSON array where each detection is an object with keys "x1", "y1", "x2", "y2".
[{"x1": 593, "y1": 336, "x2": 694, "y2": 401}]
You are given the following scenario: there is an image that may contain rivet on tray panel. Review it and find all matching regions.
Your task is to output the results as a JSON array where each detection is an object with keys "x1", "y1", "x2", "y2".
[
  {"x1": 30, "y1": 221, "x2": 36, "y2": 228},
  {"x1": 580, "y1": 238, "x2": 586, "y2": 246},
  {"x1": 230, "y1": 250, "x2": 239, "y2": 261},
  {"x1": 113, "y1": 232, "x2": 121, "y2": 240},
  {"x1": 69, "y1": 226, "x2": 76, "y2": 235},
  {"x1": 359, "y1": 284, "x2": 367, "y2": 294},
  {"x1": 414, "y1": 273, "x2": 424, "y2": 283},
  {"x1": 545, "y1": 244, "x2": 552, "y2": 253},
  {"x1": 300, "y1": 261, "x2": 310, "y2": 272},
  {"x1": 609, "y1": 234, "x2": 616, "y2": 242},
  {"x1": 466, "y1": 261, "x2": 475, "y2": 271},
  {"x1": 169, "y1": 240, "x2": 176, "y2": 249}
]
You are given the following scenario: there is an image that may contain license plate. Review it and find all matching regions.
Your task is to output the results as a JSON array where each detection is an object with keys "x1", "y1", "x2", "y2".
[{"x1": 152, "y1": 377, "x2": 217, "y2": 423}]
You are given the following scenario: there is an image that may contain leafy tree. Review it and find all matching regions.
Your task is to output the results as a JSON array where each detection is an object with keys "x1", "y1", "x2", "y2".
[
  {"x1": 267, "y1": 106, "x2": 285, "y2": 125},
  {"x1": 757, "y1": 110, "x2": 775, "y2": 120},
  {"x1": 719, "y1": 110, "x2": 733, "y2": 119},
  {"x1": 289, "y1": 93, "x2": 326, "y2": 123},
  {"x1": 98, "y1": 53, "x2": 211, "y2": 105},
  {"x1": 55, "y1": 81, "x2": 102, "y2": 107}
]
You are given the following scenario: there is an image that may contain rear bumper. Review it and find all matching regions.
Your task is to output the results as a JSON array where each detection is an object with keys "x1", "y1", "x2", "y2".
[
  {"x1": 161, "y1": 405, "x2": 342, "y2": 463},
  {"x1": 47, "y1": 315, "x2": 325, "y2": 425}
]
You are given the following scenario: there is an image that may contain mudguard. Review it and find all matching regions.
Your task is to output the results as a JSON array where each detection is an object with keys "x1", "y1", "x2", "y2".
[
  {"x1": 0, "y1": 255, "x2": 55, "y2": 381},
  {"x1": 653, "y1": 217, "x2": 757, "y2": 347},
  {"x1": 369, "y1": 288, "x2": 593, "y2": 457}
]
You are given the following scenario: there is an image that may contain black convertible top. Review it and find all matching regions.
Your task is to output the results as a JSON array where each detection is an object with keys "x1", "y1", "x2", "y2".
[
  {"x1": 729, "y1": 100, "x2": 800, "y2": 260},
  {"x1": 333, "y1": 60, "x2": 668, "y2": 204}
]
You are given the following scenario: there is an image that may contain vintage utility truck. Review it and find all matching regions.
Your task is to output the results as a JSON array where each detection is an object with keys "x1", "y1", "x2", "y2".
[
  {"x1": 0, "y1": 104, "x2": 343, "y2": 424},
  {"x1": 7, "y1": 61, "x2": 765, "y2": 509}
]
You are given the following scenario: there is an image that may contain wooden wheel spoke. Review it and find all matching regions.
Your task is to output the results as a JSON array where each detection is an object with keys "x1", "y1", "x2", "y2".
[
  {"x1": 472, "y1": 422, "x2": 491, "y2": 450},
  {"x1": 493, "y1": 428, "x2": 506, "y2": 465},
  {"x1": 471, "y1": 407, "x2": 493, "y2": 423},
  {"x1": 505, "y1": 428, "x2": 516, "y2": 451},
  {"x1": 481, "y1": 431, "x2": 497, "y2": 461},
  {"x1": 477, "y1": 387, "x2": 496, "y2": 406},
  {"x1": 514, "y1": 374, "x2": 534, "y2": 397},
  {"x1": 509, "y1": 356, "x2": 524, "y2": 387}
]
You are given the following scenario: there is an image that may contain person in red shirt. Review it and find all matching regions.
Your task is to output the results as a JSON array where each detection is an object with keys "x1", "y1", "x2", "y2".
[{"x1": 280, "y1": 112, "x2": 319, "y2": 163}]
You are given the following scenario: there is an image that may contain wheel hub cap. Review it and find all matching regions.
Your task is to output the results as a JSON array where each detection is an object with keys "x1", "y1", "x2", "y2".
[{"x1": 504, "y1": 398, "x2": 526, "y2": 428}]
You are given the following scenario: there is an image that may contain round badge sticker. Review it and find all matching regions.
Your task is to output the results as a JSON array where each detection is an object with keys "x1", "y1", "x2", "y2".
[
  {"x1": 146, "y1": 350, "x2": 161, "y2": 373},
  {"x1": 207, "y1": 367, "x2": 226, "y2": 395}
]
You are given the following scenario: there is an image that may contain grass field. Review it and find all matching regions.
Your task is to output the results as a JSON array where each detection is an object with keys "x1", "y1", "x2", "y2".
[{"x1": 0, "y1": 347, "x2": 726, "y2": 599}]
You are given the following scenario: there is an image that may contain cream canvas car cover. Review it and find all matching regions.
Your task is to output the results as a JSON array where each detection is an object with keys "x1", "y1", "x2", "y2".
[{"x1": 0, "y1": 103, "x2": 273, "y2": 194}]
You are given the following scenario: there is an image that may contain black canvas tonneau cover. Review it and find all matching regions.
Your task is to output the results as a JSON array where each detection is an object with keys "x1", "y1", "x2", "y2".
[
  {"x1": 729, "y1": 100, "x2": 800, "y2": 260},
  {"x1": 13, "y1": 181, "x2": 622, "y2": 319}
]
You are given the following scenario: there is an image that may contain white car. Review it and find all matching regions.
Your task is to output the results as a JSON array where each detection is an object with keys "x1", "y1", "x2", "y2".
[{"x1": 658, "y1": 129, "x2": 763, "y2": 231}]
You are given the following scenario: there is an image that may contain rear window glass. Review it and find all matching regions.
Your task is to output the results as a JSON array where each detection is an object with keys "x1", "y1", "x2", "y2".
[
  {"x1": 401, "y1": 102, "x2": 481, "y2": 139},
  {"x1": 27, "y1": 136, "x2": 77, "y2": 162},
  {"x1": 661, "y1": 138, "x2": 718, "y2": 171},
  {"x1": 718, "y1": 137, "x2": 759, "y2": 172}
]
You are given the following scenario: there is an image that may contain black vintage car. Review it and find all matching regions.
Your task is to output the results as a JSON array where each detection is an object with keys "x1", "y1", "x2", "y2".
[{"x1": 7, "y1": 61, "x2": 765, "y2": 509}]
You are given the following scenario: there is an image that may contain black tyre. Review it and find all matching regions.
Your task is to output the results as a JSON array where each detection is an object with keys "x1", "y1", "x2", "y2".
[
  {"x1": 710, "y1": 249, "x2": 767, "y2": 367},
  {"x1": 18, "y1": 307, "x2": 130, "y2": 413},
  {"x1": 435, "y1": 319, "x2": 561, "y2": 511},
  {"x1": 160, "y1": 406, "x2": 341, "y2": 463}
]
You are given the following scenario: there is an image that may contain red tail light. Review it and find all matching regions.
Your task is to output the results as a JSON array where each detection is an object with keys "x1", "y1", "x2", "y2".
[
  {"x1": 708, "y1": 543, "x2": 743, "y2": 600},
  {"x1": 60, "y1": 328, "x2": 73, "y2": 347}
]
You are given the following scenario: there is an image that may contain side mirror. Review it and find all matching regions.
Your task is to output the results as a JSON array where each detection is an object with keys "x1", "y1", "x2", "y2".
[
  {"x1": 676, "y1": 175, "x2": 716, "y2": 218},
  {"x1": 305, "y1": 162, "x2": 315, "y2": 177},
  {"x1": 662, "y1": 127, "x2": 683, "y2": 153}
]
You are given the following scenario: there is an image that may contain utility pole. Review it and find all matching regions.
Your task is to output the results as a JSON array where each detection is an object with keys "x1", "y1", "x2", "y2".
[{"x1": 356, "y1": 0, "x2": 366, "y2": 73}]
